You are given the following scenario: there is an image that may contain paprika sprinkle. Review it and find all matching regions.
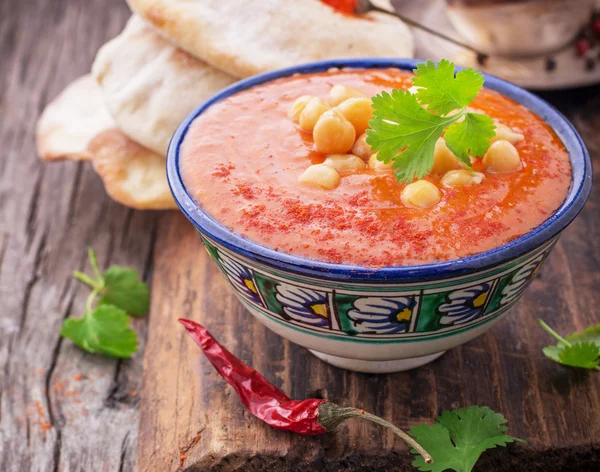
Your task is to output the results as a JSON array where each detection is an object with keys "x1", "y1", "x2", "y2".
[{"x1": 179, "y1": 318, "x2": 433, "y2": 464}]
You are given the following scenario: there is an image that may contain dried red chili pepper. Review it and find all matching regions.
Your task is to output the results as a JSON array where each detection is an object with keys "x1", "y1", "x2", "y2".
[{"x1": 179, "y1": 318, "x2": 432, "y2": 464}]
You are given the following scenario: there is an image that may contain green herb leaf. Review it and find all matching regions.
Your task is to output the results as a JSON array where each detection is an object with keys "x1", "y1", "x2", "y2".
[
  {"x1": 409, "y1": 406, "x2": 522, "y2": 472},
  {"x1": 64, "y1": 248, "x2": 149, "y2": 358},
  {"x1": 98, "y1": 266, "x2": 150, "y2": 317},
  {"x1": 444, "y1": 113, "x2": 496, "y2": 163},
  {"x1": 366, "y1": 89, "x2": 456, "y2": 182},
  {"x1": 557, "y1": 342, "x2": 600, "y2": 369},
  {"x1": 60, "y1": 305, "x2": 138, "y2": 358},
  {"x1": 539, "y1": 320, "x2": 600, "y2": 371},
  {"x1": 412, "y1": 60, "x2": 484, "y2": 116},
  {"x1": 366, "y1": 60, "x2": 495, "y2": 183}
]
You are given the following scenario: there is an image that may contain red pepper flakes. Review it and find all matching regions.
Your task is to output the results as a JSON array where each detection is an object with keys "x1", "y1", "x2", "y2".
[
  {"x1": 232, "y1": 183, "x2": 260, "y2": 200},
  {"x1": 316, "y1": 248, "x2": 344, "y2": 263},
  {"x1": 33, "y1": 401, "x2": 51, "y2": 433},
  {"x1": 347, "y1": 190, "x2": 371, "y2": 207},
  {"x1": 354, "y1": 215, "x2": 380, "y2": 237},
  {"x1": 212, "y1": 163, "x2": 235, "y2": 179},
  {"x1": 178, "y1": 431, "x2": 202, "y2": 470}
]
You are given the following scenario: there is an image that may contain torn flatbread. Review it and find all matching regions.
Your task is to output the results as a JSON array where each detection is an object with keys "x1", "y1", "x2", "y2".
[
  {"x1": 125, "y1": 0, "x2": 414, "y2": 78},
  {"x1": 36, "y1": 75, "x2": 115, "y2": 161},
  {"x1": 92, "y1": 16, "x2": 236, "y2": 155},
  {"x1": 90, "y1": 129, "x2": 176, "y2": 210},
  {"x1": 37, "y1": 75, "x2": 176, "y2": 210}
]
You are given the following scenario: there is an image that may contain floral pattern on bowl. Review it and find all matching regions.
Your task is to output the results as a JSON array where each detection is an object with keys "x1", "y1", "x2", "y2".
[{"x1": 203, "y1": 233, "x2": 556, "y2": 343}]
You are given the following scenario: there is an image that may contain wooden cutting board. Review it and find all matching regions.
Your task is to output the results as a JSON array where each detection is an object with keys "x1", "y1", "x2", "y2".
[{"x1": 136, "y1": 211, "x2": 600, "y2": 472}]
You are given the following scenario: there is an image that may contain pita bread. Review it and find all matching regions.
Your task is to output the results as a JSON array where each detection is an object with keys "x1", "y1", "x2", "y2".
[
  {"x1": 125, "y1": 0, "x2": 414, "y2": 79},
  {"x1": 36, "y1": 75, "x2": 115, "y2": 161},
  {"x1": 90, "y1": 129, "x2": 176, "y2": 210},
  {"x1": 92, "y1": 16, "x2": 236, "y2": 155},
  {"x1": 37, "y1": 75, "x2": 176, "y2": 210}
]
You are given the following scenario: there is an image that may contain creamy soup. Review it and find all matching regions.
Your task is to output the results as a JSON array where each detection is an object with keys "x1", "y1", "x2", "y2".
[{"x1": 180, "y1": 68, "x2": 571, "y2": 266}]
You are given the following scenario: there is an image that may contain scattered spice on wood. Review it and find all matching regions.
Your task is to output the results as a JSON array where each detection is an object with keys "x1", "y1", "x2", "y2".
[
  {"x1": 179, "y1": 318, "x2": 433, "y2": 464},
  {"x1": 33, "y1": 401, "x2": 51, "y2": 433},
  {"x1": 178, "y1": 431, "x2": 202, "y2": 470}
]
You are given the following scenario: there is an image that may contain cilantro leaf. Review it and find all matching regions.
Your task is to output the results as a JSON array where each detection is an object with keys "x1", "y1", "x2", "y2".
[
  {"x1": 74, "y1": 249, "x2": 149, "y2": 317},
  {"x1": 98, "y1": 266, "x2": 149, "y2": 316},
  {"x1": 65, "y1": 248, "x2": 149, "y2": 358},
  {"x1": 366, "y1": 89, "x2": 456, "y2": 182},
  {"x1": 412, "y1": 60, "x2": 484, "y2": 116},
  {"x1": 60, "y1": 305, "x2": 138, "y2": 358},
  {"x1": 539, "y1": 320, "x2": 600, "y2": 371},
  {"x1": 409, "y1": 406, "x2": 522, "y2": 472},
  {"x1": 444, "y1": 113, "x2": 496, "y2": 163},
  {"x1": 556, "y1": 342, "x2": 600, "y2": 369},
  {"x1": 564, "y1": 323, "x2": 600, "y2": 345},
  {"x1": 367, "y1": 60, "x2": 495, "y2": 183}
]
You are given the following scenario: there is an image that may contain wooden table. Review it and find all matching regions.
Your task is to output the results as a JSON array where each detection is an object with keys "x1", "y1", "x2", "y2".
[{"x1": 1, "y1": 1, "x2": 598, "y2": 471}]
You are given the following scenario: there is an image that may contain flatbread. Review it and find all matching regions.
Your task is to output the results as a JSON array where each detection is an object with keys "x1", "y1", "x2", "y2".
[
  {"x1": 37, "y1": 75, "x2": 176, "y2": 210},
  {"x1": 92, "y1": 16, "x2": 236, "y2": 155},
  {"x1": 125, "y1": 0, "x2": 414, "y2": 79},
  {"x1": 90, "y1": 130, "x2": 176, "y2": 210},
  {"x1": 36, "y1": 75, "x2": 115, "y2": 161}
]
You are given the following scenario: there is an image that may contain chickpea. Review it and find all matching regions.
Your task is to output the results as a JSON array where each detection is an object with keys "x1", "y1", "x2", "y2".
[
  {"x1": 351, "y1": 133, "x2": 373, "y2": 160},
  {"x1": 336, "y1": 97, "x2": 373, "y2": 135},
  {"x1": 431, "y1": 138, "x2": 462, "y2": 175},
  {"x1": 328, "y1": 84, "x2": 367, "y2": 107},
  {"x1": 483, "y1": 140, "x2": 522, "y2": 173},
  {"x1": 288, "y1": 95, "x2": 313, "y2": 122},
  {"x1": 401, "y1": 180, "x2": 442, "y2": 209},
  {"x1": 367, "y1": 152, "x2": 394, "y2": 171},
  {"x1": 367, "y1": 152, "x2": 393, "y2": 171},
  {"x1": 492, "y1": 122, "x2": 525, "y2": 145},
  {"x1": 313, "y1": 109, "x2": 356, "y2": 154},
  {"x1": 441, "y1": 169, "x2": 485, "y2": 187},
  {"x1": 323, "y1": 154, "x2": 366, "y2": 173},
  {"x1": 298, "y1": 97, "x2": 330, "y2": 131},
  {"x1": 298, "y1": 164, "x2": 341, "y2": 190}
]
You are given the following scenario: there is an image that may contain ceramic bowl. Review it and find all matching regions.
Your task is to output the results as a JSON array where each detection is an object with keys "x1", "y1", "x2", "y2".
[
  {"x1": 445, "y1": 0, "x2": 594, "y2": 57},
  {"x1": 167, "y1": 59, "x2": 591, "y2": 373}
]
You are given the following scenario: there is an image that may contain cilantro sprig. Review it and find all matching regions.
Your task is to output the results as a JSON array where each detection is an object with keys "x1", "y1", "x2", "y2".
[
  {"x1": 366, "y1": 60, "x2": 496, "y2": 182},
  {"x1": 538, "y1": 319, "x2": 600, "y2": 371},
  {"x1": 60, "y1": 248, "x2": 149, "y2": 358},
  {"x1": 409, "y1": 406, "x2": 524, "y2": 472}
]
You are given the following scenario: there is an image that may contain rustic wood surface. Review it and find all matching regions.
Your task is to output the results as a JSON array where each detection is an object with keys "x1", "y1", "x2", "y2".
[
  {"x1": 0, "y1": 0, "x2": 150, "y2": 471},
  {"x1": 0, "y1": 0, "x2": 599, "y2": 471}
]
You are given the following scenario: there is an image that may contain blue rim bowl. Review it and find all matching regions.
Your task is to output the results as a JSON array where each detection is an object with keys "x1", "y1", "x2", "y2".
[{"x1": 167, "y1": 59, "x2": 592, "y2": 282}]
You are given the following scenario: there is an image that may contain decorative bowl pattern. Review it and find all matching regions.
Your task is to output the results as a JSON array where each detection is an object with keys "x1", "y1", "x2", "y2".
[
  {"x1": 168, "y1": 59, "x2": 592, "y2": 373},
  {"x1": 203, "y1": 234, "x2": 556, "y2": 343}
]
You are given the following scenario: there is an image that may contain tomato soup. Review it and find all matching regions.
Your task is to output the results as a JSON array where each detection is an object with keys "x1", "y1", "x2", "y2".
[{"x1": 180, "y1": 69, "x2": 571, "y2": 266}]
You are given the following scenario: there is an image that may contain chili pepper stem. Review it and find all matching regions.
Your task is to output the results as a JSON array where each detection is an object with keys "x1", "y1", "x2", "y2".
[{"x1": 318, "y1": 402, "x2": 433, "y2": 464}]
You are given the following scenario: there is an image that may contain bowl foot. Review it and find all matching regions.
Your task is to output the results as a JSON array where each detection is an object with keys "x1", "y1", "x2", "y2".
[{"x1": 308, "y1": 350, "x2": 446, "y2": 373}]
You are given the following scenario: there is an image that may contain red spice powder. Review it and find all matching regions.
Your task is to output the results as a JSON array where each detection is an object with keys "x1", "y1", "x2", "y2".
[
  {"x1": 33, "y1": 401, "x2": 51, "y2": 433},
  {"x1": 232, "y1": 183, "x2": 260, "y2": 200},
  {"x1": 212, "y1": 163, "x2": 235, "y2": 179},
  {"x1": 178, "y1": 431, "x2": 202, "y2": 470}
]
